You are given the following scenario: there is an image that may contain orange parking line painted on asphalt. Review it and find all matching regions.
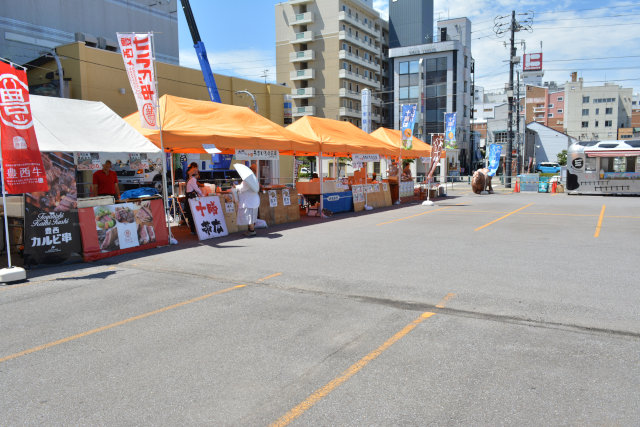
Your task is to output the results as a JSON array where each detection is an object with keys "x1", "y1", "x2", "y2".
[
  {"x1": 436, "y1": 293, "x2": 456, "y2": 308},
  {"x1": 376, "y1": 205, "x2": 463, "y2": 226},
  {"x1": 256, "y1": 272, "x2": 282, "y2": 283},
  {"x1": 594, "y1": 205, "x2": 606, "y2": 238},
  {"x1": 270, "y1": 311, "x2": 437, "y2": 427},
  {"x1": 474, "y1": 203, "x2": 534, "y2": 232},
  {"x1": 0, "y1": 273, "x2": 283, "y2": 364}
]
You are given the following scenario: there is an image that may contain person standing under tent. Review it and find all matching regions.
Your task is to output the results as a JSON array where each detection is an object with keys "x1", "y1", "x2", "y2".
[
  {"x1": 184, "y1": 167, "x2": 203, "y2": 234},
  {"x1": 92, "y1": 160, "x2": 120, "y2": 200},
  {"x1": 387, "y1": 160, "x2": 400, "y2": 204},
  {"x1": 236, "y1": 164, "x2": 260, "y2": 237}
]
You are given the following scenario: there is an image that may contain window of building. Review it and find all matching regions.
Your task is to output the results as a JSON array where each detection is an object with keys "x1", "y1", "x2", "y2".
[
  {"x1": 548, "y1": 113, "x2": 554, "y2": 118},
  {"x1": 594, "y1": 121, "x2": 598, "y2": 127},
  {"x1": 464, "y1": 55, "x2": 468, "y2": 68},
  {"x1": 606, "y1": 107, "x2": 613, "y2": 114},
  {"x1": 558, "y1": 96, "x2": 563, "y2": 101},
  {"x1": 548, "y1": 104, "x2": 554, "y2": 108},
  {"x1": 582, "y1": 109, "x2": 589, "y2": 116},
  {"x1": 583, "y1": 96, "x2": 590, "y2": 103},
  {"x1": 494, "y1": 131, "x2": 508, "y2": 143},
  {"x1": 557, "y1": 109, "x2": 563, "y2": 113},
  {"x1": 581, "y1": 121, "x2": 589, "y2": 128},
  {"x1": 605, "y1": 120, "x2": 612, "y2": 127},
  {"x1": 399, "y1": 61, "x2": 409, "y2": 74},
  {"x1": 595, "y1": 108, "x2": 599, "y2": 114}
]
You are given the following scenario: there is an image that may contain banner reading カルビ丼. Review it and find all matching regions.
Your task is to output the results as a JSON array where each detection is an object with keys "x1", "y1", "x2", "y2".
[{"x1": 0, "y1": 61, "x2": 48, "y2": 194}]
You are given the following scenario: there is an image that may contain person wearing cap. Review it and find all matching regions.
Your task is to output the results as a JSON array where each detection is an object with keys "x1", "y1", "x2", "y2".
[{"x1": 236, "y1": 163, "x2": 260, "y2": 237}]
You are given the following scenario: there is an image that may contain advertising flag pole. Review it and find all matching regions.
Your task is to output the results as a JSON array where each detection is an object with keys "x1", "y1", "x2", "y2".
[{"x1": 149, "y1": 33, "x2": 174, "y2": 244}]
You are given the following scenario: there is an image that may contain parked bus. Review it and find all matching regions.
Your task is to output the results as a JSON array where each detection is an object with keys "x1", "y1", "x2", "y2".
[{"x1": 566, "y1": 139, "x2": 640, "y2": 195}]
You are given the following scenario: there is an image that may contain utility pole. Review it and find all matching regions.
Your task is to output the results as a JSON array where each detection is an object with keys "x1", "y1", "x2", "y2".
[
  {"x1": 516, "y1": 70, "x2": 521, "y2": 174},
  {"x1": 494, "y1": 10, "x2": 533, "y2": 187}
]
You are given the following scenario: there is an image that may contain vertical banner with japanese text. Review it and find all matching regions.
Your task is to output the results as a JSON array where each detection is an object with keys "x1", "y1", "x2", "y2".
[
  {"x1": 444, "y1": 112, "x2": 457, "y2": 149},
  {"x1": 0, "y1": 61, "x2": 48, "y2": 194},
  {"x1": 487, "y1": 144, "x2": 502, "y2": 177},
  {"x1": 116, "y1": 32, "x2": 159, "y2": 130},
  {"x1": 400, "y1": 104, "x2": 417, "y2": 150},
  {"x1": 361, "y1": 88, "x2": 371, "y2": 134},
  {"x1": 24, "y1": 152, "x2": 81, "y2": 265},
  {"x1": 428, "y1": 134, "x2": 444, "y2": 179}
]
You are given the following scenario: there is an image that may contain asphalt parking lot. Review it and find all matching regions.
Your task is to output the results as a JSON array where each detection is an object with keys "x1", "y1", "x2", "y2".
[{"x1": 1, "y1": 190, "x2": 639, "y2": 425}]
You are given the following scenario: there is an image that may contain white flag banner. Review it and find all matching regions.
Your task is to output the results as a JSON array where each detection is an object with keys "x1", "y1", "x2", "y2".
[{"x1": 117, "y1": 32, "x2": 159, "y2": 130}]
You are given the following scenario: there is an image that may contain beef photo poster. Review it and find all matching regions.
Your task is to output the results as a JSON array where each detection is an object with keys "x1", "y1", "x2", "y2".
[
  {"x1": 24, "y1": 152, "x2": 81, "y2": 265},
  {"x1": 94, "y1": 201, "x2": 156, "y2": 253}
]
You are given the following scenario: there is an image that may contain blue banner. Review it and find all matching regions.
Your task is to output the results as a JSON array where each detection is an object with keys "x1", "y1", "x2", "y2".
[
  {"x1": 487, "y1": 144, "x2": 502, "y2": 177},
  {"x1": 400, "y1": 104, "x2": 417, "y2": 150},
  {"x1": 444, "y1": 112, "x2": 457, "y2": 149}
]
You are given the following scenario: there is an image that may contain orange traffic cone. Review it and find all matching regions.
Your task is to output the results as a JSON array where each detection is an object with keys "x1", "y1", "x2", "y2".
[
  {"x1": 514, "y1": 180, "x2": 520, "y2": 193},
  {"x1": 551, "y1": 181, "x2": 557, "y2": 193}
]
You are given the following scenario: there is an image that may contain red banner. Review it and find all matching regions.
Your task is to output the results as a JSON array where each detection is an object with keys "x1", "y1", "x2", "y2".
[{"x1": 0, "y1": 61, "x2": 48, "y2": 194}]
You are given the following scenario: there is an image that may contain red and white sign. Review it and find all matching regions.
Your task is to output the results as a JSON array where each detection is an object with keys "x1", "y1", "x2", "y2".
[
  {"x1": 428, "y1": 134, "x2": 444, "y2": 179},
  {"x1": 117, "y1": 32, "x2": 159, "y2": 130},
  {"x1": 523, "y1": 53, "x2": 543, "y2": 71},
  {"x1": 0, "y1": 61, "x2": 48, "y2": 194}
]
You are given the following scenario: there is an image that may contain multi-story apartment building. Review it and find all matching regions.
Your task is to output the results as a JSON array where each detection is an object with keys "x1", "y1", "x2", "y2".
[
  {"x1": 389, "y1": 18, "x2": 473, "y2": 172},
  {"x1": 275, "y1": 0, "x2": 386, "y2": 128},
  {"x1": 0, "y1": 0, "x2": 178, "y2": 65},
  {"x1": 564, "y1": 75, "x2": 633, "y2": 141},
  {"x1": 524, "y1": 85, "x2": 565, "y2": 133}
]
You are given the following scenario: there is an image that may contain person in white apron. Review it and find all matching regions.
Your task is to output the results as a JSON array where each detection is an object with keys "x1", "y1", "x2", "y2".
[{"x1": 236, "y1": 164, "x2": 260, "y2": 237}]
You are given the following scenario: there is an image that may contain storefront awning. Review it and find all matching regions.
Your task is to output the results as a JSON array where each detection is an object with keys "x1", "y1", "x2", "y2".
[
  {"x1": 31, "y1": 95, "x2": 160, "y2": 153},
  {"x1": 124, "y1": 95, "x2": 319, "y2": 155},
  {"x1": 286, "y1": 116, "x2": 396, "y2": 157},
  {"x1": 369, "y1": 128, "x2": 446, "y2": 159}
]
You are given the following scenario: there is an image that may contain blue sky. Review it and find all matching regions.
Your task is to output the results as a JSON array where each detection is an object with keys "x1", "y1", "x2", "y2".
[{"x1": 178, "y1": 1, "x2": 640, "y2": 94}]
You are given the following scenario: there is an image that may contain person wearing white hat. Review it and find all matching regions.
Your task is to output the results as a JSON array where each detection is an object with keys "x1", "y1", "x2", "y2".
[{"x1": 235, "y1": 163, "x2": 260, "y2": 237}]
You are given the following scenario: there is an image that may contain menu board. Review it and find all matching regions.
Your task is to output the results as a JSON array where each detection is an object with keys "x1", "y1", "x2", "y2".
[{"x1": 188, "y1": 196, "x2": 228, "y2": 241}]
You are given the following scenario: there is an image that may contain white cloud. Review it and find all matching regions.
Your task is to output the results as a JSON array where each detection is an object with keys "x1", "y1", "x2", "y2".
[
  {"x1": 179, "y1": 48, "x2": 276, "y2": 83},
  {"x1": 434, "y1": 1, "x2": 640, "y2": 93},
  {"x1": 373, "y1": 0, "x2": 388, "y2": 20}
]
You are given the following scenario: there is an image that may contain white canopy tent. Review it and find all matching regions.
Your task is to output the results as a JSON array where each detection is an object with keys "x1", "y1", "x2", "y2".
[{"x1": 30, "y1": 95, "x2": 160, "y2": 153}]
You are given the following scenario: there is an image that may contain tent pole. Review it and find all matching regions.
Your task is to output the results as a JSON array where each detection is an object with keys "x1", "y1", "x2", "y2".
[
  {"x1": 319, "y1": 151, "x2": 323, "y2": 218},
  {"x1": 1, "y1": 170, "x2": 13, "y2": 268},
  {"x1": 292, "y1": 153, "x2": 296, "y2": 188},
  {"x1": 169, "y1": 151, "x2": 176, "y2": 221}
]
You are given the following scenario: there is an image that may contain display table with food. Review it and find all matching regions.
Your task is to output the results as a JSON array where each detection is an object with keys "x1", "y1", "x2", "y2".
[{"x1": 78, "y1": 198, "x2": 168, "y2": 261}]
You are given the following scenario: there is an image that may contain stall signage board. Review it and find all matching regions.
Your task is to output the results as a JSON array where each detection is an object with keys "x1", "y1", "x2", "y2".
[
  {"x1": 235, "y1": 149, "x2": 279, "y2": 161},
  {"x1": 24, "y1": 152, "x2": 81, "y2": 265},
  {"x1": 92, "y1": 202, "x2": 158, "y2": 252},
  {"x1": 352, "y1": 154, "x2": 380, "y2": 163},
  {"x1": 282, "y1": 188, "x2": 291, "y2": 206},
  {"x1": 225, "y1": 202, "x2": 235, "y2": 214},
  {"x1": 420, "y1": 157, "x2": 431, "y2": 165},
  {"x1": 128, "y1": 153, "x2": 149, "y2": 170},
  {"x1": 268, "y1": 190, "x2": 278, "y2": 207},
  {"x1": 116, "y1": 32, "x2": 159, "y2": 130},
  {"x1": 0, "y1": 61, "x2": 49, "y2": 194},
  {"x1": 75, "y1": 152, "x2": 101, "y2": 170},
  {"x1": 188, "y1": 196, "x2": 228, "y2": 241}
]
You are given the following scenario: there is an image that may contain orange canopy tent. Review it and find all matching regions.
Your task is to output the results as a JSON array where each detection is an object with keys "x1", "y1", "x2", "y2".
[
  {"x1": 370, "y1": 128, "x2": 446, "y2": 159},
  {"x1": 124, "y1": 94, "x2": 319, "y2": 155},
  {"x1": 286, "y1": 116, "x2": 396, "y2": 157}
]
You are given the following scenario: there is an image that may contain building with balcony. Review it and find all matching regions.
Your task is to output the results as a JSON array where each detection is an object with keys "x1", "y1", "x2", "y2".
[
  {"x1": 524, "y1": 85, "x2": 565, "y2": 133},
  {"x1": 275, "y1": 0, "x2": 386, "y2": 128},
  {"x1": 564, "y1": 74, "x2": 633, "y2": 141},
  {"x1": 389, "y1": 18, "x2": 474, "y2": 173}
]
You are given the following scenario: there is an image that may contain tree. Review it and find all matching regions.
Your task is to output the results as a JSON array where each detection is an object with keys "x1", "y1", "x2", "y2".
[{"x1": 557, "y1": 149, "x2": 567, "y2": 166}]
